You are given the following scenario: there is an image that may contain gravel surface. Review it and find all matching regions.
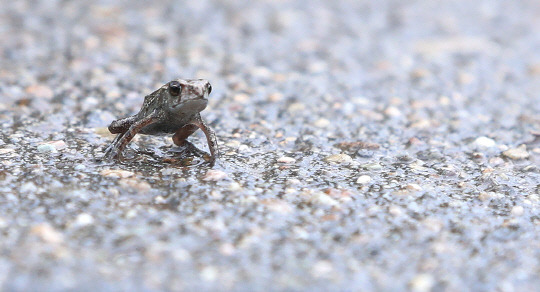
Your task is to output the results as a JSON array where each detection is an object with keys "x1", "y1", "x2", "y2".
[{"x1": 1, "y1": 0, "x2": 539, "y2": 291}]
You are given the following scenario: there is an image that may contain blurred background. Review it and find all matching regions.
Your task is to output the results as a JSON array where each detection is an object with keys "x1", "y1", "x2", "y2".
[{"x1": 0, "y1": 0, "x2": 539, "y2": 291}]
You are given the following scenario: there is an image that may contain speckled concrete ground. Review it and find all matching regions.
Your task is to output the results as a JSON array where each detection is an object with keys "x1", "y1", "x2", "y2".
[{"x1": 0, "y1": 0, "x2": 539, "y2": 291}]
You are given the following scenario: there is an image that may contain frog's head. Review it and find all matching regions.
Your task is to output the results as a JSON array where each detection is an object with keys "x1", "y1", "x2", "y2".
[{"x1": 165, "y1": 79, "x2": 211, "y2": 115}]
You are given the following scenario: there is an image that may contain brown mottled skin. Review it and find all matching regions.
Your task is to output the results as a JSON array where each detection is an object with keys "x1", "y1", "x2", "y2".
[{"x1": 104, "y1": 79, "x2": 218, "y2": 165}]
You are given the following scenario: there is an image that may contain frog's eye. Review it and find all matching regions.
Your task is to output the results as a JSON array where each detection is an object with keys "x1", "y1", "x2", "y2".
[
  {"x1": 207, "y1": 83, "x2": 212, "y2": 94},
  {"x1": 169, "y1": 81, "x2": 181, "y2": 96}
]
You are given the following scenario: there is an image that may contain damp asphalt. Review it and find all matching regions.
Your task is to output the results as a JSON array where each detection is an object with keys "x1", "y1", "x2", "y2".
[{"x1": 0, "y1": 1, "x2": 539, "y2": 291}]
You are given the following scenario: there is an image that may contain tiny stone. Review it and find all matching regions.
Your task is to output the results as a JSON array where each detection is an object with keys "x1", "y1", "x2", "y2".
[
  {"x1": 324, "y1": 154, "x2": 353, "y2": 164},
  {"x1": 125, "y1": 209, "x2": 137, "y2": 219},
  {"x1": 202, "y1": 170, "x2": 228, "y2": 181},
  {"x1": 268, "y1": 92, "x2": 283, "y2": 102},
  {"x1": 225, "y1": 140, "x2": 241, "y2": 148},
  {"x1": 384, "y1": 106, "x2": 402, "y2": 117},
  {"x1": 503, "y1": 145, "x2": 529, "y2": 160},
  {"x1": 389, "y1": 205, "x2": 404, "y2": 216},
  {"x1": 478, "y1": 192, "x2": 492, "y2": 201},
  {"x1": 363, "y1": 163, "x2": 383, "y2": 170},
  {"x1": 26, "y1": 84, "x2": 54, "y2": 99},
  {"x1": 0, "y1": 148, "x2": 14, "y2": 154},
  {"x1": 511, "y1": 205, "x2": 524, "y2": 216},
  {"x1": 410, "y1": 273, "x2": 435, "y2": 292},
  {"x1": 219, "y1": 243, "x2": 236, "y2": 256},
  {"x1": 201, "y1": 266, "x2": 218, "y2": 282},
  {"x1": 74, "y1": 164, "x2": 86, "y2": 171},
  {"x1": 310, "y1": 192, "x2": 339, "y2": 206},
  {"x1": 311, "y1": 260, "x2": 333, "y2": 277},
  {"x1": 37, "y1": 144, "x2": 57, "y2": 153},
  {"x1": 154, "y1": 195, "x2": 166, "y2": 204},
  {"x1": 31, "y1": 223, "x2": 64, "y2": 244},
  {"x1": 120, "y1": 178, "x2": 151, "y2": 192},
  {"x1": 100, "y1": 169, "x2": 134, "y2": 178},
  {"x1": 233, "y1": 93, "x2": 250, "y2": 103},
  {"x1": 406, "y1": 183, "x2": 423, "y2": 191},
  {"x1": 314, "y1": 118, "x2": 330, "y2": 128},
  {"x1": 228, "y1": 182, "x2": 242, "y2": 191},
  {"x1": 277, "y1": 156, "x2": 296, "y2": 164},
  {"x1": 473, "y1": 136, "x2": 496, "y2": 148},
  {"x1": 74, "y1": 213, "x2": 95, "y2": 227},
  {"x1": 356, "y1": 175, "x2": 372, "y2": 184},
  {"x1": 288, "y1": 102, "x2": 305, "y2": 112},
  {"x1": 238, "y1": 144, "x2": 250, "y2": 153},
  {"x1": 20, "y1": 182, "x2": 38, "y2": 193}
]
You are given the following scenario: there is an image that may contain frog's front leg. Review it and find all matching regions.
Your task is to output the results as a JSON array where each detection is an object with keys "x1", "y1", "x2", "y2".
[{"x1": 104, "y1": 113, "x2": 158, "y2": 161}]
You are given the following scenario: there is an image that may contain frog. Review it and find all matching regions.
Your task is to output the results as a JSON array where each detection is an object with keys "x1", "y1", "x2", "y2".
[{"x1": 104, "y1": 79, "x2": 218, "y2": 166}]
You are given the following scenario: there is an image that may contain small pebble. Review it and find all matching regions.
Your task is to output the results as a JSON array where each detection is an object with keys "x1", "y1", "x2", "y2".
[
  {"x1": 74, "y1": 164, "x2": 86, "y2": 171},
  {"x1": 310, "y1": 192, "x2": 339, "y2": 206},
  {"x1": 100, "y1": 169, "x2": 134, "y2": 178},
  {"x1": 200, "y1": 266, "x2": 218, "y2": 282},
  {"x1": 473, "y1": 136, "x2": 496, "y2": 148},
  {"x1": 324, "y1": 154, "x2": 352, "y2": 164},
  {"x1": 503, "y1": 145, "x2": 529, "y2": 160},
  {"x1": 233, "y1": 93, "x2": 250, "y2": 103},
  {"x1": 202, "y1": 170, "x2": 228, "y2": 181},
  {"x1": 119, "y1": 178, "x2": 151, "y2": 192},
  {"x1": 311, "y1": 260, "x2": 333, "y2": 277},
  {"x1": 406, "y1": 183, "x2": 423, "y2": 191},
  {"x1": 0, "y1": 148, "x2": 14, "y2": 154},
  {"x1": 37, "y1": 144, "x2": 57, "y2": 153},
  {"x1": 389, "y1": 205, "x2": 404, "y2": 216},
  {"x1": 356, "y1": 175, "x2": 372, "y2": 184},
  {"x1": 25, "y1": 84, "x2": 54, "y2": 99},
  {"x1": 314, "y1": 118, "x2": 330, "y2": 128},
  {"x1": 384, "y1": 106, "x2": 402, "y2": 117},
  {"x1": 363, "y1": 163, "x2": 383, "y2": 170},
  {"x1": 511, "y1": 205, "x2": 524, "y2": 216},
  {"x1": 277, "y1": 156, "x2": 296, "y2": 164},
  {"x1": 74, "y1": 213, "x2": 95, "y2": 227},
  {"x1": 20, "y1": 182, "x2": 38, "y2": 193},
  {"x1": 288, "y1": 102, "x2": 305, "y2": 112},
  {"x1": 409, "y1": 273, "x2": 435, "y2": 292},
  {"x1": 261, "y1": 199, "x2": 293, "y2": 214},
  {"x1": 30, "y1": 223, "x2": 64, "y2": 244},
  {"x1": 238, "y1": 144, "x2": 250, "y2": 153}
]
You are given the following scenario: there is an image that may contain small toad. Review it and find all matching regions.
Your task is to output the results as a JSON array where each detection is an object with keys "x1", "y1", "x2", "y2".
[{"x1": 104, "y1": 79, "x2": 218, "y2": 165}]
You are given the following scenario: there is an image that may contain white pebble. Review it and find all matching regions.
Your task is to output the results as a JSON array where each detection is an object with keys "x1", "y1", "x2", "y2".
[
  {"x1": 100, "y1": 169, "x2": 134, "y2": 178},
  {"x1": 324, "y1": 154, "x2": 352, "y2": 164},
  {"x1": 37, "y1": 144, "x2": 57, "y2": 153},
  {"x1": 74, "y1": 213, "x2": 95, "y2": 226},
  {"x1": 202, "y1": 170, "x2": 228, "y2": 181},
  {"x1": 74, "y1": 164, "x2": 86, "y2": 171},
  {"x1": 511, "y1": 205, "x2": 524, "y2": 216},
  {"x1": 314, "y1": 118, "x2": 330, "y2": 128},
  {"x1": 384, "y1": 106, "x2": 402, "y2": 117},
  {"x1": 238, "y1": 144, "x2": 250, "y2": 153},
  {"x1": 277, "y1": 156, "x2": 296, "y2": 164},
  {"x1": 356, "y1": 175, "x2": 372, "y2": 184},
  {"x1": 473, "y1": 136, "x2": 496, "y2": 148}
]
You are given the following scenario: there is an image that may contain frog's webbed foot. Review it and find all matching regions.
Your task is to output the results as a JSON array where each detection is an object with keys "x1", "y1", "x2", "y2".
[{"x1": 103, "y1": 134, "x2": 127, "y2": 162}]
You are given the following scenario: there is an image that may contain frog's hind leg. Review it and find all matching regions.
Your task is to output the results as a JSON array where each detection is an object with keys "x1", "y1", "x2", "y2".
[
  {"x1": 170, "y1": 124, "x2": 206, "y2": 157},
  {"x1": 172, "y1": 124, "x2": 199, "y2": 146},
  {"x1": 185, "y1": 114, "x2": 219, "y2": 166},
  {"x1": 103, "y1": 114, "x2": 157, "y2": 162}
]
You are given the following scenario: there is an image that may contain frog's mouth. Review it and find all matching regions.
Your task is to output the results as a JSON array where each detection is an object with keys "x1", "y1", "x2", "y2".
[{"x1": 172, "y1": 98, "x2": 208, "y2": 113}]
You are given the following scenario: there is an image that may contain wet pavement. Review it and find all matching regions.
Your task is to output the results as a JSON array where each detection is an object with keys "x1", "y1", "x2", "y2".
[{"x1": 1, "y1": 0, "x2": 539, "y2": 291}]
